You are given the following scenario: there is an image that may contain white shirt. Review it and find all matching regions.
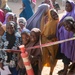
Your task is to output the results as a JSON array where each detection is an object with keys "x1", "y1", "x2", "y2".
[{"x1": 0, "y1": 66, "x2": 11, "y2": 75}]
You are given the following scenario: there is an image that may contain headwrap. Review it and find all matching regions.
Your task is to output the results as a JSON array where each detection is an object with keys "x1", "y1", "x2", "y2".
[
  {"x1": 18, "y1": 17, "x2": 27, "y2": 27},
  {"x1": 26, "y1": 4, "x2": 50, "y2": 30},
  {"x1": 3, "y1": 12, "x2": 14, "y2": 24},
  {"x1": 31, "y1": 28, "x2": 41, "y2": 37}
]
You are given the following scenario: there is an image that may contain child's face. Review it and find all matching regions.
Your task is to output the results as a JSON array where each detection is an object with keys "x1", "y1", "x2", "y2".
[
  {"x1": 51, "y1": 10, "x2": 58, "y2": 20},
  {"x1": 64, "y1": 21, "x2": 72, "y2": 31},
  {"x1": 30, "y1": 31, "x2": 37, "y2": 42},
  {"x1": 65, "y1": 2, "x2": 72, "y2": 12},
  {"x1": 6, "y1": 25, "x2": 14, "y2": 34},
  {"x1": 7, "y1": 15, "x2": 13, "y2": 22},
  {"x1": 21, "y1": 33, "x2": 30, "y2": 45},
  {"x1": 19, "y1": 22, "x2": 25, "y2": 29},
  {"x1": 0, "y1": 26, "x2": 4, "y2": 36}
]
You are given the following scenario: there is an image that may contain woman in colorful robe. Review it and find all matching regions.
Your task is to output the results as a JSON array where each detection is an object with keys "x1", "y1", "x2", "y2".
[
  {"x1": 41, "y1": 9, "x2": 59, "y2": 75},
  {"x1": 57, "y1": 0, "x2": 75, "y2": 75},
  {"x1": 19, "y1": 0, "x2": 33, "y2": 20},
  {"x1": 26, "y1": 4, "x2": 50, "y2": 30}
]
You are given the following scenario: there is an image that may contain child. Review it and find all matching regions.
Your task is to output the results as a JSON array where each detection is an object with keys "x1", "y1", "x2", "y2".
[
  {"x1": 2, "y1": 21, "x2": 20, "y2": 75},
  {"x1": 17, "y1": 17, "x2": 27, "y2": 34},
  {"x1": 63, "y1": 16, "x2": 75, "y2": 32},
  {"x1": 62, "y1": 16, "x2": 75, "y2": 75},
  {"x1": 17, "y1": 29, "x2": 30, "y2": 75},
  {"x1": 56, "y1": 1, "x2": 75, "y2": 75},
  {"x1": 26, "y1": 28, "x2": 42, "y2": 75},
  {"x1": 41, "y1": 9, "x2": 59, "y2": 75}
]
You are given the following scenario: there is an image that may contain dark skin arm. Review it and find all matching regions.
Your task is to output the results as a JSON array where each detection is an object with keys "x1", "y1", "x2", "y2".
[{"x1": 58, "y1": 22, "x2": 64, "y2": 29}]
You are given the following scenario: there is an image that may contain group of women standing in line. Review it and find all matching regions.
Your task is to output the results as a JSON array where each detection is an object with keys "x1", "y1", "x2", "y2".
[{"x1": 0, "y1": 0, "x2": 75, "y2": 75}]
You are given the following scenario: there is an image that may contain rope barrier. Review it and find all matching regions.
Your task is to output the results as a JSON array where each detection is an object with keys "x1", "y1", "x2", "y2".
[{"x1": 0, "y1": 37, "x2": 75, "y2": 52}]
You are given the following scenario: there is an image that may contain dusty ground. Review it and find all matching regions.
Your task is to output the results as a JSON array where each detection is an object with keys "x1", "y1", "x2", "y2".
[{"x1": 7, "y1": 0, "x2": 65, "y2": 75}]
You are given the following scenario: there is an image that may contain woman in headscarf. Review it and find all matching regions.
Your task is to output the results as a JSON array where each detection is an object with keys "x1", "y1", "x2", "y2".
[
  {"x1": 3, "y1": 12, "x2": 14, "y2": 24},
  {"x1": 0, "y1": 9, "x2": 5, "y2": 23},
  {"x1": 41, "y1": 9, "x2": 59, "y2": 75},
  {"x1": 57, "y1": 0, "x2": 75, "y2": 75},
  {"x1": 26, "y1": 4, "x2": 50, "y2": 30},
  {"x1": 19, "y1": 0, "x2": 34, "y2": 20}
]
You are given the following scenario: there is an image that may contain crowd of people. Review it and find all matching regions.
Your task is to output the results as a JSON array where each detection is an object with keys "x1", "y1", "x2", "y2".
[{"x1": 0, "y1": 0, "x2": 75, "y2": 75}]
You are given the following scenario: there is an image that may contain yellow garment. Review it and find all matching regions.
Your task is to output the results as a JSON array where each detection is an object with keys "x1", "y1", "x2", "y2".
[
  {"x1": 41, "y1": 10, "x2": 59, "y2": 73},
  {"x1": 0, "y1": 0, "x2": 7, "y2": 9}
]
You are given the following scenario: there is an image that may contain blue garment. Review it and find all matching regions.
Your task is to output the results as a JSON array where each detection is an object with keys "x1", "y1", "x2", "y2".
[
  {"x1": 9, "y1": 67, "x2": 18, "y2": 75},
  {"x1": 19, "y1": 0, "x2": 33, "y2": 20}
]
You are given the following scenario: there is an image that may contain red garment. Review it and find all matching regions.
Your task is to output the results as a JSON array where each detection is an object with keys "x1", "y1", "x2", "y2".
[{"x1": 0, "y1": 9, "x2": 5, "y2": 23}]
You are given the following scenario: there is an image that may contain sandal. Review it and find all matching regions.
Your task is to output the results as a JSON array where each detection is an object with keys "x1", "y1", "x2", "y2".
[{"x1": 58, "y1": 69, "x2": 64, "y2": 74}]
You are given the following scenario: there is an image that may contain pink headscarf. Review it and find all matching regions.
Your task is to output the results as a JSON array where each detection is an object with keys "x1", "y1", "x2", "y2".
[
  {"x1": 32, "y1": 0, "x2": 36, "y2": 3},
  {"x1": 0, "y1": 9, "x2": 5, "y2": 23}
]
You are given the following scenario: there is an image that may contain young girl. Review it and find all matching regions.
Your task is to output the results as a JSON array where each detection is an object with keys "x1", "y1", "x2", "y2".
[
  {"x1": 62, "y1": 16, "x2": 75, "y2": 75},
  {"x1": 18, "y1": 17, "x2": 27, "y2": 34},
  {"x1": 41, "y1": 9, "x2": 59, "y2": 75},
  {"x1": 2, "y1": 21, "x2": 20, "y2": 75},
  {"x1": 63, "y1": 16, "x2": 75, "y2": 32},
  {"x1": 57, "y1": 0, "x2": 75, "y2": 75},
  {"x1": 26, "y1": 28, "x2": 42, "y2": 75},
  {"x1": 17, "y1": 29, "x2": 30, "y2": 75}
]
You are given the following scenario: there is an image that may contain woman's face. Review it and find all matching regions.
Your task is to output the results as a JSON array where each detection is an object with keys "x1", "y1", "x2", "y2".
[
  {"x1": 51, "y1": 10, "x2": 58, "y2": 20},
  {"x1": 64, "y1": 21, "x2": 72, "y2": 31},
  {"x1": 7, "y1": 15, "x2": 13, "y2": 22},
  {"x1": 21, "y1": 33, "x2": 30, "y2": 45},
  {"x1": 65, "y1": 2, "x2": 72, "y2": 12},
  {"x1": 30, "y1": 31, "x2": 37, "y2": 42},
  {"x1": 6, "y1": 25, "x2": 14, "y2": 34},
  {"x1": 0, "y1": 26, "x2": 4, "y2": 36}
]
